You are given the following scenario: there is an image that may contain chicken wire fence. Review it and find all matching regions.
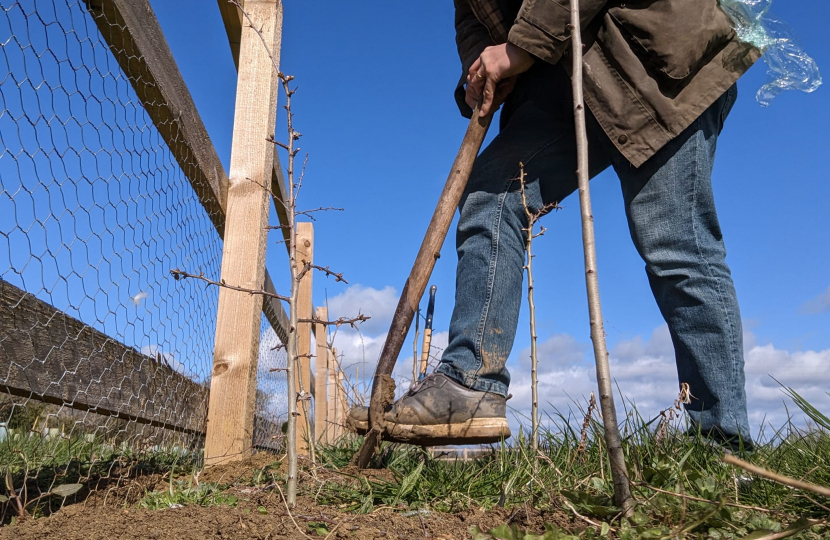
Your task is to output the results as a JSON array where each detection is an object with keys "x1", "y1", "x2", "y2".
[{"x1": 0, "y1": 0, "x2": 287, "y2": 518}]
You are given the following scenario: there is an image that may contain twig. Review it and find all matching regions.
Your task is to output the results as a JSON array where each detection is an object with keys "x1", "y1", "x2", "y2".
[
  {"x1": 568, "y1": 0, "x2": 633, "y2": 515},
  {"x1": 280, "y1": 67, "x2": 300, "y2": 505},
  {"x1": 310, "y1": 264, "x2": 347, "y2": 283},
  {"x1": 227, "y1": 0, "x2": 280, "y2": 75},
  {"x1": 298, "y1": 314, "x2": 370, "y2": 329},
  {"x1": 722, "y1": 454, "x2": 830, "y2": 497},
  {"x1": 274, "y1": 482, "x2": 314, "y2": 540},
  {"x1": 170, "y1": 269, "x2": 290, "y2": 302},
  {"x1": 518, "y1": 164, "x2": 541, "y2": 463},
  {"x1": 632, "y1": 481, "x2": 772, "y2": 513},
  {"x1": 296, "y1": 206, "x2": 345, "y2": 220},
  {"x1": 296, "y1": 260, "x2": 348, "y2": 283},
  {"x1": 323, "y1": 516, "x2": 352, "y2": 540},
  {"x1": 5, "y1": 470, "x2": 26, "y2": 518},
  {"x1": 746, "y1": 520, "x2": 823, "y2": 540},
  {"x1": 267, "y1": 135, "x2": 290, "y2": 152},
  {"x1": 562, "y1": 498, "x2": 613, "y2": 532},
  {"x1": 576, "y1": 392, "x2": 597, "y2": 456},
  {"x1": 417, "y1": 511, "x2": 429, "y2": 538},
  {"x1": 801, "y1": 494, "x2": 830, "y2": 513},
  {"x1": 772, "y1": 465, "x2": 820, "y2": 512}
]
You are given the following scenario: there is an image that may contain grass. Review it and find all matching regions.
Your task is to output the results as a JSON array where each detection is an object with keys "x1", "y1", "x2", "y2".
[
  {"x1": 2, "y1": 393, "x2": 830, "y2": 538},
  {"x1": 0, "y1": 428, "x2": 200, "y2": 520},
  {"x1": 306, "y1": 395, "x2": 830, "y2": 539},
  {"x1": 138, "y1": 478, "x2": 238, "y2": 510}
]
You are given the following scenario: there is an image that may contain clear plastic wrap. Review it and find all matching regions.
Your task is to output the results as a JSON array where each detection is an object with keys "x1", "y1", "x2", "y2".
[{"x1": 720, "y1": 0, "x2": 822, "y2": 106}]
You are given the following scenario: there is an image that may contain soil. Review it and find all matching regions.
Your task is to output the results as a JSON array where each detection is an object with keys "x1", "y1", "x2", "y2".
[{"x1": 0, "y1": 455, "x2": 578, "y2": 540}]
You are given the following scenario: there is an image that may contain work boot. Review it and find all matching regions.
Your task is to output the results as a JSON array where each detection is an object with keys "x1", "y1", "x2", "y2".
[{"x1": 346, "y1": 373, "x2": 511, "y2": 446}]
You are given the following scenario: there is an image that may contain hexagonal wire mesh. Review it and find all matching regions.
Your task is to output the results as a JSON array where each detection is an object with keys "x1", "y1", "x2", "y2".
[{"x1": 0, "y1": 0, "x2": 287, "y2": 518}]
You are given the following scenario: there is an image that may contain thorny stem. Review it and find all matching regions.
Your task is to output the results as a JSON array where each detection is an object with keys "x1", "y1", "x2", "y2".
[
  {"x1": 169, "y1": 269, "x2": 290, "y2": 302},
  {"x1": 569, "y1": 1, "x2": 634, "y2": 514},
  {"x1": 168, "y1": 269, "x2": 365, "y2": 326},
  {"x1": 298, "y1": 315, "x2": 370, "y2": 328},
  {"x1": 282, "y1": 72, "x2": 300, "y2": 506},
  {"x1": 518, "y1": 165, "x2": 541, "y2": 466}
]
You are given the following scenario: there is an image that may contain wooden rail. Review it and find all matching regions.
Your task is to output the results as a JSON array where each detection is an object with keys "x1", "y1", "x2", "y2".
[{"x1": 0, "y1": 280, "x2": 207, "y2": 436}]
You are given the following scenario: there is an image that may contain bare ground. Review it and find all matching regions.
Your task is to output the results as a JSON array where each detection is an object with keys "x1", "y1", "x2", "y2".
[{"x1": 1, "y1": 455, "x2": 577, "y2": 540}]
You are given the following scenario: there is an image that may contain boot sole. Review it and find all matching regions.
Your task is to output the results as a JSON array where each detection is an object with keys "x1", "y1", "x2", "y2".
[{"x1": 346, "y1": 416, "x2": 511, "y2": 446}]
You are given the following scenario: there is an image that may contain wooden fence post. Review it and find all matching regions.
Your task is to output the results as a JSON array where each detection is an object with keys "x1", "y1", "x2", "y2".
[
  {"x1": 334, "y1": 348, "x2": 348, "y2": 440},
  {"x1": 327, "y1": 347, "x2": 338, "y2": 441},
  {"x1": 296, "y1": 222, "x2": 314, "y2": 455},
  {"x1": 204, "y1": 0, "x2": 282, "y2": 465},
  {"x1": 314, "y1": 306, "x2": 328, "y2": 443}
]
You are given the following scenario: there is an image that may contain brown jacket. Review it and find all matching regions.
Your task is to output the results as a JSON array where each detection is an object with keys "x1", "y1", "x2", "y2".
[{"x1": 454, "y1": 0, "x2": 762, "y2": 167}]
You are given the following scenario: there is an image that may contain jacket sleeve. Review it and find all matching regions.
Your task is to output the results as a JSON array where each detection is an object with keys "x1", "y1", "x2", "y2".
[
  {"x1": 454, "y1": 0, "x2": 495, "y2": 118},
  {"x1": 508, "y1": 0, "x2": 607, "y2": 65}
]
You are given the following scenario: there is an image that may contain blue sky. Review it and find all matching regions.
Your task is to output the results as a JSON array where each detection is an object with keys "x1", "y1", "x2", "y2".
[{"x1": 149, "y1": 1, "x2": 830, "y2": 435}]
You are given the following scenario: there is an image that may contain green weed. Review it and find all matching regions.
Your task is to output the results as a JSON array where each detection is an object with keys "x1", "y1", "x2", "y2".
[{"x1": 138, "y1": 478, "x2": 237, "y2": 510}]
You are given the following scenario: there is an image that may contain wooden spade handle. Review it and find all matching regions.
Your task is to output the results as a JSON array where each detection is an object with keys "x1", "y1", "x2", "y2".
[
  {"x1": 353, "y1": 110, "x2": 493, "y2": 467},
  {"x1": 418, "y1": 285, "x2": 437, "y2": 380}
]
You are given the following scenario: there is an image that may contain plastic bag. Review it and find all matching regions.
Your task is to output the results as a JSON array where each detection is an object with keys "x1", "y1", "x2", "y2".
[{"x1": 720, "y1": 0, "x2": 822, "y2": 106}]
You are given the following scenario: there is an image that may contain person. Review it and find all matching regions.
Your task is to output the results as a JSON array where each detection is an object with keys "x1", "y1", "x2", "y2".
[{"x1": 349, "y1": 0, "x2": 760, "y2": 451}]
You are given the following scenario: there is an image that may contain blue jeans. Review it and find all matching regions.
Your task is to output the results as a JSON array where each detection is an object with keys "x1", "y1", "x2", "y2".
[{"x1": 437, "y1": 64, "x2": 751, "y2": 442}]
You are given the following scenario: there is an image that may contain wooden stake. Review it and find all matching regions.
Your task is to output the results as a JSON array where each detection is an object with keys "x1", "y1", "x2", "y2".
[
  {"x1": 314, "y1": 306, "x2": 328, "y2": 443},
  {"x1": 569, "y1": 0, "x2": 634, "y2": 514},
  {"x1": 327, "y1": 346, "x2": 338, "y2": 441},
  {"x1": 296, "y1": 222, "x2": 314, "y2": 456},
  {"x1": 335, "y1": 348, "x2": 348, "y2": 440},
  {"x1": 412, "y1": 308, "x2": 420, "y2": 385},
  {"x1": 204, "y1": 0, "x2": 282, "y2": 466}
]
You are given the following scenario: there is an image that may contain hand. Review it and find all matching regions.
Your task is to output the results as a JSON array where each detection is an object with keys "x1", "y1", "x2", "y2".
[{"x1": 465, "y1": 43, "x2": 535, "y2": 117}]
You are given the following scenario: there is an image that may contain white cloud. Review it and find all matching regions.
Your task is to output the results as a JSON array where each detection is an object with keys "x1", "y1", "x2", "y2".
[
  {"x1": 326, "y1": 284, "x2": 398, "y2": 335},
  {"x1": 516, "y1": 333, "x2": 587, "y2": 373},
  {"x1": 282, "y1": 281, "x2": 830, "y2": 440},
  {"x1": 801, "y1": 286, "x2": 830, "y2": 315},
  {"x1": 506, "y1": 325, "x2": 830, "y2": 440},
  {"x1": 321, "y1": 284, "x2": 451, "y2": 398},
  {"x1": 744, "y1": 341, "x2": 830, "y2": 429}
]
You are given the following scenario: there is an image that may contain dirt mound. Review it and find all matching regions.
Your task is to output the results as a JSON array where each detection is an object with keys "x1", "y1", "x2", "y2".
[
  {"x1": 1, "y1": 500, "x2": 573, "y2": 540},
  {"x1": 197, "y1": 453, "x2": 284, "y2": 486},
  {"x1": 1, "y1": 453, "x2": 576, "y2": 539}
]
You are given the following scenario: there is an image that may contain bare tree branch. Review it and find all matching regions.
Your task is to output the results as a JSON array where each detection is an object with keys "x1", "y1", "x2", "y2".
[
  {"x1": 296, "y1": 206, "x2": 345, "y2": 220},
  {"x1": 723, "y1": 454, "x2": 830, "y2": 498},
  {"x1": 170, "y1": 268, "x2": 290, "y2": 302},
  {"x1": 298, "y1": 314, "x2": 370, "y2": 329}
]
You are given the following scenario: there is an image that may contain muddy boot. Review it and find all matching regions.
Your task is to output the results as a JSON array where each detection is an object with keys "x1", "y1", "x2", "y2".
[{"x1": 346, "y1": 373, "x2": 510, "y2": 446}]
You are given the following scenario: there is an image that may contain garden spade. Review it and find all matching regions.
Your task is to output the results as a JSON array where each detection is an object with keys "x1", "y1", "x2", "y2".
[{"x1": 353, "y1": 109, "x2": 493, "y2": 468}]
